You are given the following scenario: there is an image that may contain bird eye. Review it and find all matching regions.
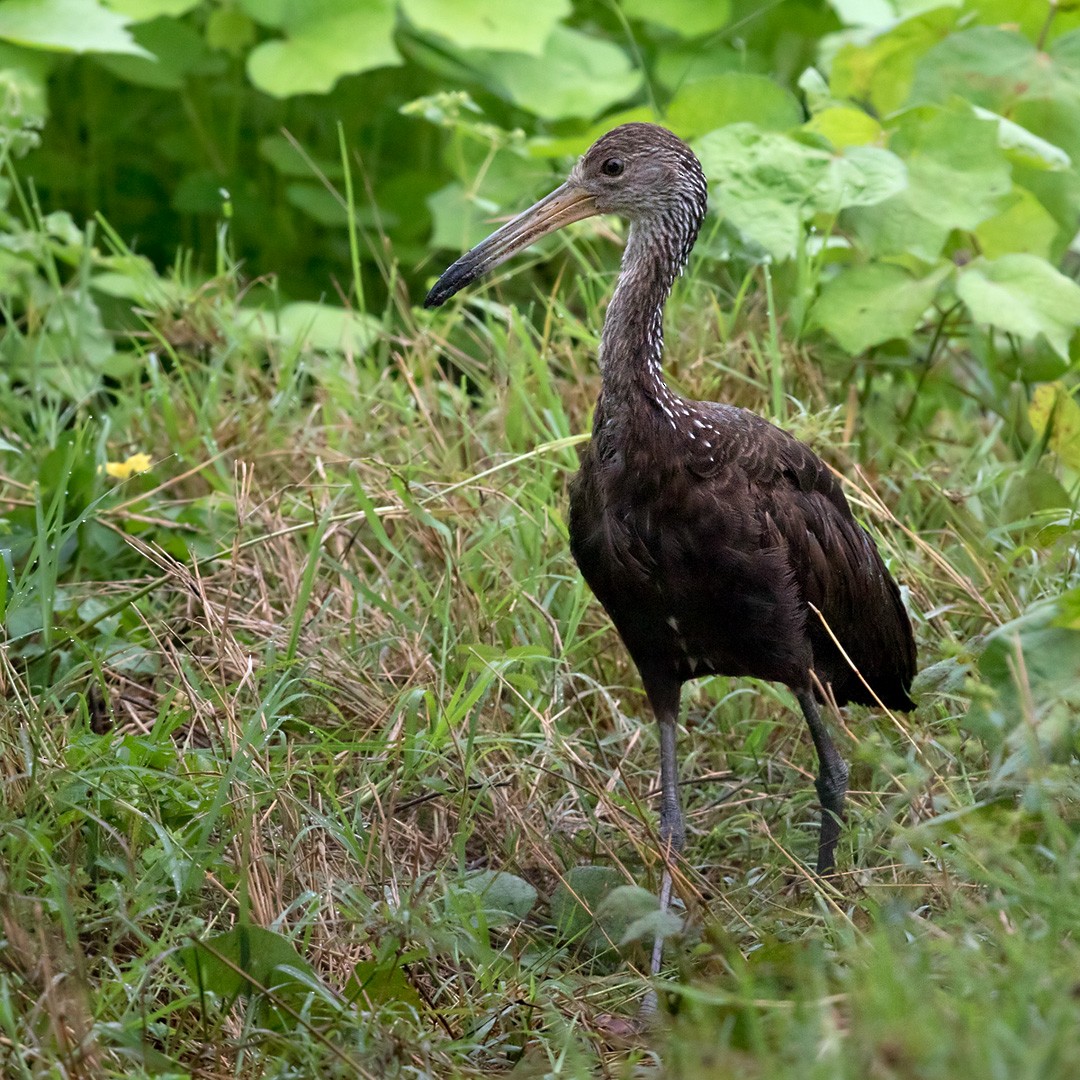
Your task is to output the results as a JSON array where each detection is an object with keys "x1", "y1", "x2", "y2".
[{"x1": 600, "y1": 158, "x2": 624, "y2": 177}]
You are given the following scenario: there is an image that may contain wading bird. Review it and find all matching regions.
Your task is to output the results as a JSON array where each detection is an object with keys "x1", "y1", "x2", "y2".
[{"x1": 425, "y1": 123, "x2": 916, "y2": 977}]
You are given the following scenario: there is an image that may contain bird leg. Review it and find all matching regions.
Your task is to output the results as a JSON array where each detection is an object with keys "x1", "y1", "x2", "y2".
[
  {"x1": 650, "y1": 708, "x2": 684, "y2": 977},
  {"x1": 797, "y1": 690, "x2": 849, "y2": 876}
]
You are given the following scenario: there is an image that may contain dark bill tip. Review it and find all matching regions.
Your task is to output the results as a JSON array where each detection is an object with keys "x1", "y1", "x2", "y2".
[{"x1": 421, "y1": 182, "x2": 597, "y2": 311}]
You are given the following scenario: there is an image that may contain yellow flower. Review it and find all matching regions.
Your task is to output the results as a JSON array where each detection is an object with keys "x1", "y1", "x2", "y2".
[{"x1": 104, "y1": 453, "x2": 153, "y2": 480}]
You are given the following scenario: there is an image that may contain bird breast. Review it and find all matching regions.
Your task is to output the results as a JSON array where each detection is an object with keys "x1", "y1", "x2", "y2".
[{"x1": 568, "y1": 411, "x2": 816, "y2": 689}]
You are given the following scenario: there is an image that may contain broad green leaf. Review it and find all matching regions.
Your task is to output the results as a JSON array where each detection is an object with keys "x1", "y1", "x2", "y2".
[
  {"x1": 246, "y1": 0, "x2": 399, "y2": 97},
  {"x1": 829, "y1": 7, "x2": 960, "y2": 115},
  {"x1": 970, "y1": 0, "x2": 1080, "y2": 42},
  {"x1": 473, "y1": 25, "x2": 640, "y2": 121},
  {"x1": 0, "y1": 0, "x2": 151, "y2": 57},
  {"x1": 964, "y1": 598, "x2": 1080, "y2": 765},
  {"x1": 206, "y1": 6, "x2": 256, "y2": 53},
  {"x1": 974, "y1": 187, "x2": 1060, "y2": 260},
  {"x1": 425, "y1": 182, "x2": 483, "y2": 252},
  {"x1": 595, "y1": 884, "x2": 681, "y2": 947},
  {"x1": 1058, "y1": 587, "x2": 1080, "y2": 630},
  {"x1": 551, "y1": 865, "x2": 624, "y2": 944},
  {"x1": 2, "y1": 290, "x2": 114, "y2": 399},
  {"x1": 910, "y1": 27, "x2": 1044, "y2": 110},
  {"x1": 654, "y1": 40, "x2": 747, "y2": 91},
  {"x1": 1012, "y1": 97, "x2": 1080, "y2": 164},
  {"x1": 453, "y1": 869, "x2": 537, "y2": 924},
  {"x1": 698, "y1": 130, "x2": 819, "y2": 257},
  {"x1": 529, "y1": 106, "x2": 659, "y2": 158},
  {"x1": 829, "y1": 0, "x2": 956, "y2": 28},
  {"x1": 889, "y1": 107, "x2": 1011, "y2": 230},
  {"x1": 106, "y1": 0, "x2": 200, "y2": 16},
  {"x1": 696, "y1": 125, "x2": 906, "y2": 260},
  {"x1": 804, "y1": 105, "x2": 883, "y2": 147},
  {"x1": 828, "y1": 0, "x2": 899, "y2": 27},
  {"x1": 957, "y1": 255, "x2": 1080, "y2": 360},
  {"x1": 666, "y1": 73, "x2": 801, "y2": 137},
  {"x1": 1029, "y1": 383, "x2": 1080, "y2": 471},
  {"x1": 400, "y1": 0, "x2": 570, "y2": 55},
  {"x1": 259, "y1": 134, "x2": 343, "y2": 180},
  {"x1": 821, "y1": 145, "x2": 908, "y2": 208},
  {"x1": 0, "y1": 42, "x2": 49, "y2": 154},
  {"x1": 238, "y1": 0, "x2": 287, "y2": 27},
  {"x1": 181, "y1": 926, "x2": 318, "y2": 999},
  {"x1": 1001, "y1": 469, "x2": 1073, "y2": 530},
  {"x1": 847, "y1": 106, "x2": 1010, "y2": 259},
  {"x1": 811, "y1": 262, "x2": 950, "y2": 353},
  {"x1": 427, "y1": 146, "x2": 551, "y2": 249},
  {"x1": 972, "y1": 107, "x2": 1071, "y2": 172},
  {"x1": 621, "y1": 0, "x2": 731, "y2": 37},
  {"x1": 285, "y1": 184, "x2": 349, "y2": 227},
  {"x1": 238, "y1": 302, "x2": 381, "y2": 356},
  {"x1": 96, "y1": 17, "x2": 213, "y2": 90},
  {"x1": 346, "y1": 960, "x2": 424, "y2": 1010},
  {"x1": 619, "y1": 907, "x2": 683, "y2": 947},
  {"x1": 91, "y1": 254, "x2": 184, "y2": 306},
  {"x1": 844, "y1": 193, "x2": 946, "y2": 261}
]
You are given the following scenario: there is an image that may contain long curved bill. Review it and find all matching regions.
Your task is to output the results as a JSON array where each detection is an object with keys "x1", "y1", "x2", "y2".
[{"x1": 423, "y1": 181, "x2": 598, "y2": 308}]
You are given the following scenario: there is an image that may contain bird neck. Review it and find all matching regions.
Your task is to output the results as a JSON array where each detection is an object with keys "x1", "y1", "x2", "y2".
[{"x1": 596, "y1": 216, "x2": 695, "y2": 432}]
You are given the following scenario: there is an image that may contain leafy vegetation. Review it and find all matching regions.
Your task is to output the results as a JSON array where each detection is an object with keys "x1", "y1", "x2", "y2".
[{"x1": 2, "y1": 0, "x2": 1080, "y2": 1077}]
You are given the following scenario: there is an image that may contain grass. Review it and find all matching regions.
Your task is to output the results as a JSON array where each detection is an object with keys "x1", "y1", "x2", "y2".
[{"x1": 1, "y1": 195, "x2": 1079, "y2": 1079}]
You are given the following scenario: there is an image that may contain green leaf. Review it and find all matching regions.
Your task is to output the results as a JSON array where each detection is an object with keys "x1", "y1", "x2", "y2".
[
  {"x1": 695, "y1": 125, "x2": 907, "y2": 260},
  {"x1": 453, "y1": 869, "x2": 537, "y2": 924},
  {"x1": 0, "y1": 42, "x2": 49, "y2": 155},
  {"x1": 181, "y1": 926, "x2": 318, "y2": 999},
  {"x1": 345, "y1": 959, "x2": 424, "y2": 1010},
  {"x1": 957, "y1": 255, "x2": 1080, "y2": 360},
  {"x1": 654, "y1": 40, "x2": 746, "y2": 92},
  {"x1": 528, "y1": 105, "x2": 659, "y2": 158},
  {"x1": 238, "y1": 302, "x2": 381, "y2": 356},
  {"x1": 910, "y1": 27, "x2": 1047, "y2": 112},
  {"x1": 829, "y1": 7, "x2": 960, "y2": 116},
  {"x1": 621, "y1": 0, "x2": 731, "y2": 37},
  {"x1": 595, "y1": 884, "x2": 681, "y2": 947},
  {"x1": 237, "y1": 0, "x2": 287, "y2": 28},
  {"x1": 472, "y1": 25, "x2": 640, "y2": 121},
  {"x1": 246, "y1": 0, "x2": 399, "y2": 97},
  {"x1": 551, "y1": 865, "x2": 624, "y2": 944},
  {"x1": 803, "y1": 105, "x2": 883, "y2": 147},
  {"x1": 972, "y1": 107, "x2": 1072, "y2": 173},
  {"x1": 400, "y1": 0, "x2": 570, "y2": 55},
  {"x1": 106, "y1": 0, "x2": 200, "y2": 16},
  {"x1": 1029, "y1": 383, "x2": 1080, "y2": 472},
  {"x1": 259, "y1": 134, "x2": 343, "y2": 180},
  {"x1": 1000, "y1": 469, "x2": 1073, "y2": 530},
  {"x1": 96, "y1": 16, "x2": 213, "y2": 90},
  {"x1": 811, "y1": 262, "x2": 951, "y2": 353},
  {"x1": 847, "y1": 106, "x2": 1011, "y2": 259},
  {"x1": 821, "y1": 145, "x2": 909, "y2": 208},
  {"x1": 973, "y1": 187, "x2": 1061, "y2": 261},
  {"x1": 889, "y1": 106, "x2": 1012, "y2": 230},
  {"x1": 205, "y1": 7, "x2": 256, "y2": 54},
  {"x1": 964, "y1": 598, "x2": 1080, "y2": 765},
  {"x1": 666, "y1": 73, "x2": 801, "y2": 137},
  {"x1": 0, "y1": 0, "x2": 151, "y2": 57}
]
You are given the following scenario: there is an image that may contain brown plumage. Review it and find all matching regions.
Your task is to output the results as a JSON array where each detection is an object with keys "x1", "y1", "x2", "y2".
[{"x1": 425, "y1": 122, "x2": 916, "y2": 971}]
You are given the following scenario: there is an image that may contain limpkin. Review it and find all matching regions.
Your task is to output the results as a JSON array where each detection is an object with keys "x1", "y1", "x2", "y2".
[{"x1": 425, "y1": 122, "x2": 916, "y2": 974}]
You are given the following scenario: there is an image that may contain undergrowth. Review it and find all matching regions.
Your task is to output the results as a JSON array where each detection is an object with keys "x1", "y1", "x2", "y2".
[{"x1": 1, "y1": 181, "x2": 1079, "y2": 1079}]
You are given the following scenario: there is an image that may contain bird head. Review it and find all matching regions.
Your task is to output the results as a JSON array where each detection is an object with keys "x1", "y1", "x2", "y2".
[{"x1": 423, "y1": 122, "x2": 707, "y2": 308}]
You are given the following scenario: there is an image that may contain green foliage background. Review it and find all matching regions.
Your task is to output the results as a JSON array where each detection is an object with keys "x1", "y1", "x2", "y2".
[{"x1": 3, "y1": 0, "x2": 1080, "y2": 1077}]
